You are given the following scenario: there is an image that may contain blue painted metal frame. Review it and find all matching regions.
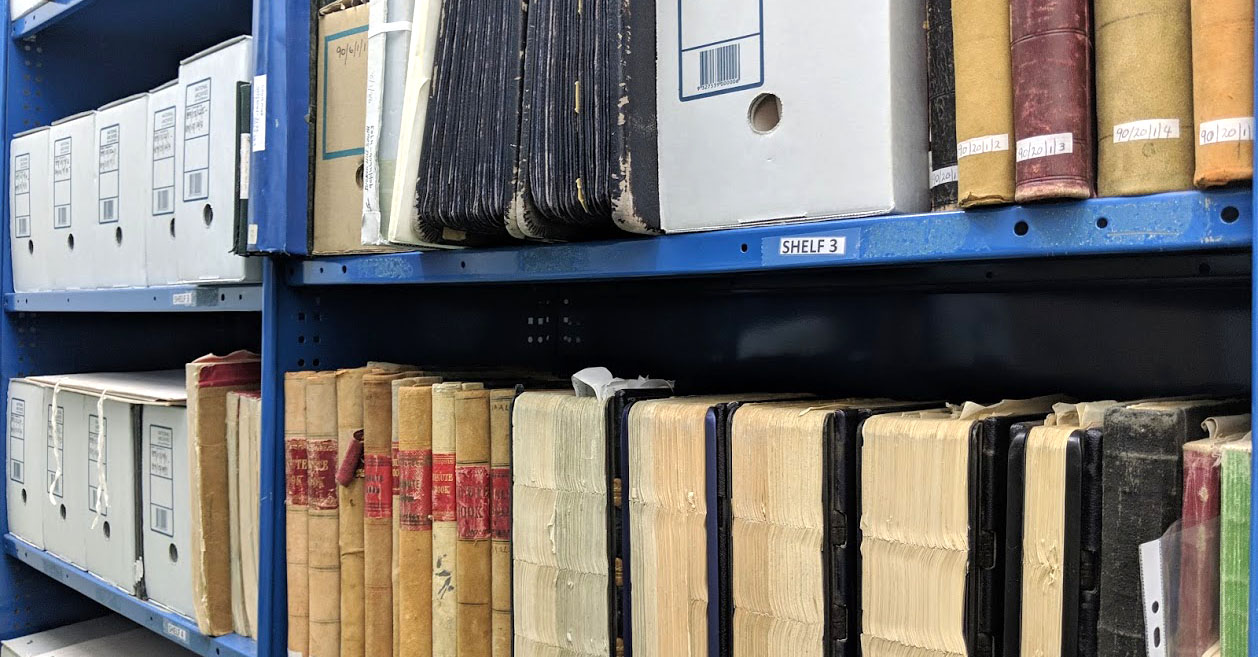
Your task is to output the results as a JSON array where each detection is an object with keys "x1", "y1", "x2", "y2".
[
  {"x1": 5, "y1": 285, "x2": 264, "y2": 312},
  {"x1": 10, "y1": 0, "x2": 97, "y2": 39},
  {"x1": 1250, "y1": 0, "x2": 1258, "y2": 648},
  {"x1": 4, "y1": 535, "x2": 255, "y2": 657},
  {"x1": 292, "y1": 190, "x2": 1251, "y2": 285}
]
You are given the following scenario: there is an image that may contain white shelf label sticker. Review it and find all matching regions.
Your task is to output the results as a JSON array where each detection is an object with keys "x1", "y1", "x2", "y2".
[
  {"x1": 1199, "y1": 117, "x2": 1254, "y2": 146},
  {"x1": 1113, "y1": 119, "x2": 1180, "y2": 144},
  {"x1": 252, "y1": 74, "x2": 267, "y2": 152},
  {"x1": 163, "y1": 619, "x2": 190, "y2": 645},
  {"x1": 957, "y1": 134, "x2": 1009, "y2": 160},
  {"x1": 248, "y1": 223, "x2": 259, "y2": 246},
  {"x1": 171, "y1": 291, "x2": 195, "y2": 307},
  {"x1": 778, "y1": 236, "x2": 847, "y2": 257},
  {"x1": 1016, "y1": 132, "x2": 1074, "y2": 162},
  {"x1": 930, "y1": 165, "x2": 958, "y2": 188}
]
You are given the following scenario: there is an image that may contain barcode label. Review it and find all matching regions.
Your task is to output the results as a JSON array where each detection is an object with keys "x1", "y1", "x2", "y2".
[
  {"x1": 699, "y1": 44, "x2": 740, "y2": 90},
  {"x1": 155, "y1": 188, "x2": 172, "y2": 214},
  {"x1": 100, "y1": 198, "x2": 116, "y2": 223},
  {"x1": 183, "y1": 78, "x2": 211, "y2": 201},
  {"x1": 15, "y1": 217, "x2": 29, "y2": 240},
  {"x1": 13, "y1": 152, "x2": 30, "y2": 238},
  {"x1": 152, "y1": 105, "x2": 176, "y2": 216},
  {"x1": 55, "y1": 206, "x2": 70, "y2": 229},
  {"x1": 98, "y1": 123, "x2": 120, "y2": 224},
  {"x1": 10, "y1": 399, "x2": 24, "y2": 484},
  {"x1": 149, "y1": 425, "x2": 175, "y2": 537},
  {"x1": 153, "y1": 506, "x2": 171, "y2": 534},
  {"x1": 1200, "y1": 117, "x2": 1255, "y2": 146},
  {"x1": 11, "y1": 461, "x2": 22, "y2": 483},
  {"x1": 186, "y1": 170, "x2": 205, "y2": 198},
  {"x1": 53, "y1": 137, "x2": 71, "y2": 229}
]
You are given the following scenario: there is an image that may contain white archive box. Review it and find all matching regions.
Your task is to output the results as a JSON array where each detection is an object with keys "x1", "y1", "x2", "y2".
[
  {"x1": 37, "y1": 387, "x2": 88, "y2": 567},
  {"x1": 146, "y1": 80, "x2": 180, "y2": 286},
  {"x1": 649, "y1": 0, "x2": 928, "y2": 232},
  {"x1": 48, "y1": 112, "x2": 96, "y2": 290},
  {"x1": 0, "y1": 615, "x2": 137, "y2": 657},
  {"x1": 7, "y1": 379, "x2": 47, "y2": 548},
  {"x1": 176, "y1": 35, "x2": 259, "y2": 284},
  {"x1": 10, "y1": 127, "x2": 51, "y2": 293},
  {"x1": 8, "y1": 0, "x2": 45, "y2": 21},
  {"x1": 142, "y1": 403, "x2": 193, "y2": 619},
  {"x1": 94, "y1": 93, "x2": 150, "y2": 289}
]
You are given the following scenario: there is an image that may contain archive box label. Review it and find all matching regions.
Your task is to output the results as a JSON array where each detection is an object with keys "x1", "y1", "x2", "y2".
[
  {"x1": 149, "y1": 424, "x2": 175, "y2": 537},
  {"x1": 678, "y1": 0, "x2": 764, "y2": 100}
]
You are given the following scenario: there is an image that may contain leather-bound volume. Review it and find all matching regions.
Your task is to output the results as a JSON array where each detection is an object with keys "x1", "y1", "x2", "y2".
[
  {"x1": 1096, "y1": 0, "x2": 1195, "y2": 197},
  {"x1": 335, "y1": 367, "x2": 375, "y2": 657},
  {"x1": 952, "y1": 0, "x2": 1016, "y2": 207},
  {"x1": 364, "y1": 372, "x2": 426, "y2": 657},
  {"x1": 433, "y1": 383, "x2": 484, "y2": 657},
  {"x1": 1191, "y1": 0, "x2": 1255, "y2": 187},
  {"x1": 306, "y1": 373, "x2": 341, "y2": 657},
  {"x1": 393, "y1": 378, "x2": 434, "y2": 657},
  {"x1": 286, "y1": 372, "x2": 311, "y2": 657},
  {"x1": 927, "y1": 0, "x2": 959, "y2": 211},
  {"x1": 1220, "y1": 438, "x2": 1252, "y2": 657},
  {"x1": 1011, "y1": 0, "x2": 1096, "y2": 202},
  {"x1": 398, "y1": 384, "x2": 437, "y2": 657},
  {"x1": 456, "y1": 389, "x2": 492, "y2": 657},
  {"x1": 488, "y1": 389, "x2": 514, "y2": 657}
]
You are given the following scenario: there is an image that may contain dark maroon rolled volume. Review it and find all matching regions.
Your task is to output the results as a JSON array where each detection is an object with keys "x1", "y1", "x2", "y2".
[
  {"x1": 1011, "y1": 0, "x2": 1095, "y2": 202},
  {"x1": 927, "y1": 0, "x2": 959, "y2": 211}
]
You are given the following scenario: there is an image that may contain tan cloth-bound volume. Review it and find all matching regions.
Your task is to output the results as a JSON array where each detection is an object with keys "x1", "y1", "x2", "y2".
[
  {"x1": 953, "y1": 0, "x2": 1016, "y2": 207},
  {"x1": 226, "y1": 392, "x2": 246, "y2": 637},
  {"x1": 488, "y1": 390, "x2": 514, "y2": 657},
  {"x1": 398, "y1": 385, "x2": 437, "y2": 657},
  {"x1": 364, "y1": 372, "x2": 428, "y2": 657},
  {"x1": 237, "y1": 391, "x2": 263, "y2": 638},
  {"x1": 187, "y1": 351, "x2": 261, "y2": 637},
  {"x1": 1096, "y1": 0, "x2": 1195, "y2": 196},
  {"x1": 433, "y1": 382, "x2": 484, "y2": 657},
  {"x1": 286, "y1": 372, "x2": 312, "y2": 656},
  {"x1": 306, "y1": 373, "x2": 341, "y2": 657},
  {"x1": 1191, "y1": 0, "x2": 1255, "y2": 187},
  {"x1": 456, "y1": 389, "x2": 493, "y2": 657},
  {"x1": 392, "y1": 377, "x2": 439, "y2": 657}
]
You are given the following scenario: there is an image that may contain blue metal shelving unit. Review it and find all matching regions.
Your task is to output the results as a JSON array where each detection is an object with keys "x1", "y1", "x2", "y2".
[{"x1": 5, "y1": 285, "x2": 263, "y2": 312}]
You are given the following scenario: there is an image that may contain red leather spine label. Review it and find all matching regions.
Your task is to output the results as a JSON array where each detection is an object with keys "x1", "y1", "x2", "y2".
[
  {"x1": 432, "y1": 453, "x2": 456, "y2": 522},
  {"x1": 364, "y1": 453, "x2": 392, "y2": 519},
  {"x1": 491, "y1": 467, "x2": 511, "y2": 541},
  {"x1": 456, "y1": 465, "x2": 491, "y2": 540},
  {"x1": 285, "y1": 438, "x2": 308, "y2": 506},
  {"x1": 308, "y1": 440, "x2": 339, "y2": 510},
  {"x1": 399, "y1": 449, "x2": 433, "y2": 531}
]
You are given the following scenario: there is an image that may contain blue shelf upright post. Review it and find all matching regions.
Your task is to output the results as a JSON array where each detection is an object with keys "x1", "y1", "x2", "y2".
[{"x1": 1251, "y1": 0, "x2": 1258, "y2": 649}]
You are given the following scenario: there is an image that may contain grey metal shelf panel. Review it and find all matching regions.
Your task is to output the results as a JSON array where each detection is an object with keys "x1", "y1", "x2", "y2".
[{"x1": 4, "y1": 285, "x2": 263, "y2": 312}]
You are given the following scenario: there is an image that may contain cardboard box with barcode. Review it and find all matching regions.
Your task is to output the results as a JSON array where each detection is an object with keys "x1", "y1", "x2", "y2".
[
  {"x1": 7, "y1": 379, "x2": 48, "y2": 549},
  {"x1": 176, "y1": 35, "x2": 260, "y2": 283},
  {"x1": 25, "y1": 371, "x2": 187, "y2": 598},
  {"x1": 616, "y1": 1, "x2": 928, "y2": 233},
  {"x1": 146, "y1": 81, "x2": 181, "y2": 286},
  {"x1": 314, "y1": 1, "x2": 396, "y2": 254},
  {"x1": 34, "y1": 382, "x2": 88, "y2": 568},
  {"x1": 48, "y1": 112, "x2": 96, "y2": 290},
  {"x1": 93, "y1": 93, "x2": 150, "y2": 289},
  {"x1": 9, "y1": 127, "x2": 51, "y2": 292}
]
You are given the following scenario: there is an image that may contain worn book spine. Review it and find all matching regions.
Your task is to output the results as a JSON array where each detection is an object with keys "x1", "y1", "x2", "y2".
[
  {"x1": 455, "y1": 389, "x2": 492, "y2": 657},
  {"x1": 1220, "y1": 441, "x2": 1251, "y2": 657},
  {"x1": 398, "y1": 385, "x2": 435, "y2": 657},
  {"x1": 1191, "y1": 0, "x2": 1255, "y2": 187},
  {"x1": 306, "y1": 373, "x2": 341, "y2": 657},
  {"x1": 1177, "y1": 441, "x2": 1222, "y2": 657},
  {"x1": 392, "y1": 381, "x2": 404, "y2": 657},
  {"x1": 336, "y1": 368, "x2": 370, "y2": 657},
  {"x1": 952, "y1": 0, "x2": 1016, "y2": 207},
  {"x1": 226, "y1": 392, "x2": 247, "y2": 637},
  {"x1": 432, "y1": 383, "x2": 465, "y2": 657},
  {"x1": 927, "y1": 0, "x2": 959, "y2": 210},
  {"x1": 488, "y1": 390, "x2": 513, "y2": 657},
  {"x1": 1011, "y1": 0, "x2": 1096, "y2": 202},
  {"x1": 239, "y1": 391, "x2": 262, "y2": 638},
  {"x1": 285, "y1": 373, "x2": 311, "y2": 657},
  {"x1": 364, "y1": 374, "x2": 400, "y2": 657},
  {"x1": 1095, "y1": 0, "x2": 1194, "y2": 197}
]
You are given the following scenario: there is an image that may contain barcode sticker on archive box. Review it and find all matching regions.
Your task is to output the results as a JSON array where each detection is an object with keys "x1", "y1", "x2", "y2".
[
  {"x1": 98, "y1": 124, "x2": 120, "y2": 223},
  {"x1": 13, "y1": 152, "x2": 30, "y2": 238},
  {"x1": 183, "y1": 78, "x2": 211, "y2": 201},
  {"x1": 53, "y1": 137, "x2": 72, "y2": 229},
  {"x1": 10, "y1": 398, "x2": 25, "y2": 484},
  {"x1": 152, "y1": 105, "x2": 177, "y2": 215},
  {"x1": 679, "y1": 0, "x2": 764, "y2": 101},
  {"x1": 149, "y1": 424, "x2": 175, "y2": 537}
]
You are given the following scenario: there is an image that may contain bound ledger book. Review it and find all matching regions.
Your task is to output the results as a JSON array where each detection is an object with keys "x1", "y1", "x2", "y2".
[
  {"x1": 1190, "y1": 0, "x2": 1255, "y2": 188},
  {"x1": 1220, "y1": 437, "x2": 1252, "y2": 657},
  {"x1": 489, "y1": 389, "x2": 514, "y2": 657},
  {"x1": 394, "y1": 377, "x2": 436, "y2": 657},
  {"x1": 226, "y1": 390, "x2": 261, "y2": 638},
  {"x1": 952, "y1": 0, "x2": 1016, "y2": 207},
  {"x1": 306, "y1": 372, "x2": 340, "y2": 657},
  {"x1": 724, "y1": 399, "x2": 938, "y2": 657},
  {"x1": 433, "y1": 382, "x2": 482, "y2": 657},
  {"x1": 511, "y1": 388, "x2": 668, "y2": 657},
  {"x1": 285, "y1": 373, "x2": 310, "y2": 657},
  {"x1": 1011, "y1": 0, "x2": 1095, "y2": 202},
  {"x1": 927, "y1": 0, "x2": 959, "y2": 211},
  {"x1": 1177, "y1": 414, "x2": 1250, "y2": 657},
  {"x1": 1097, "y1": 399, "x2": 1245, "y2": 657},
  {"x1": 397, "y1": 383, "x2": 437, "y2": 657},
  {"x1": 859, "y1": 397, "x2": 1063, "y2": 657},
  {"x1": 1095, "y1": 0, "x2": 1195, "y2": 197},
  {"x1": 1003, "y1": 402, "x2": 1117, "y2": 657}
]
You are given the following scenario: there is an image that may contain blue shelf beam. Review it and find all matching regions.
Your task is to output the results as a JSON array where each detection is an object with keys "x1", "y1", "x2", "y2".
[
  {"x1": 3, "y1": 535, "x2": 256, "y2": 657},
  {"x1": 292, "y1": 190, "x2": 1251, "y2": 286},
  {"x1": 10, "y1": 0, "x2": 97, "y2": 39},
  {"x1": 4, "y1": 285, "x2": 264, "y2": 312}
]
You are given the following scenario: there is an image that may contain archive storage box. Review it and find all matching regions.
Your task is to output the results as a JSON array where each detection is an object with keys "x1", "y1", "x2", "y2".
[
  {"x1": 92, "y1": 93, "x2": 149, "y2": 289},
  {"x1": 7, "y1": 380, "x2": 47, "y2": 548},
  {"x1": 9, "y1": 127, "x2": 50, "y2": 293},
  {"x1": 146, "y1": 80, "x2": 180, "y2": 286},
  {"x1": 48, "y1": 111, "x2": 95, "y2": 290}
]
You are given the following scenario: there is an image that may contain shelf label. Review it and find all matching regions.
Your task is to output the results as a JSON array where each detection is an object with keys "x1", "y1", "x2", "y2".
[
  {"x1": 1199, "y1": 117, "x2": 1254, "y2": 146},
  {"x1": 163, "y1": 619, "x2": 190, "y2": 645},
  {"x1": 1016, "y1": 132, "x2": 1074, "y2": 162},
  {"x1": 761, "y1": 229, "x2": 860, "y2": 266},
  {"x1": 171, "y1": 291, "x2": 195, "y2": 307},
  {"x1": 1113, "y1": 118, "x2": 1180, "y2": 144},
  {"x1": 251, "y1": 74, "x2": 267, "y2": 152}
]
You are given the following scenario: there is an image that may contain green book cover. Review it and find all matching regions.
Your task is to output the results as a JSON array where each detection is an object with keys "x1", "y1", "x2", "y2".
[{"x1": 1221, "y1": 438, "x2": 1251, "y2": 657}]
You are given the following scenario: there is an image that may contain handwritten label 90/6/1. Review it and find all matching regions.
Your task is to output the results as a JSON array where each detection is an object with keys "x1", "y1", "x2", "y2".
[{"x1": 778, "y1": 236, "x2": 847, "y2": 256}]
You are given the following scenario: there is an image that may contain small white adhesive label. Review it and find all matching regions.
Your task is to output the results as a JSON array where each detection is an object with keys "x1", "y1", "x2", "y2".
[
  {"x1": 248, "y1": 223, "x2": 259, "y2": 246},
  {"x1": 251, "y1": 74, "x2": 267, "y2": 152},
  {"x1": 957, "y1": 134, "x2": 1009, "y2": 159},
  {"x1": 778, "y1": 236, "x2": 847, "y2": 256},
  {"x1": 239, "y1": 134, "x2": 251, "y2": 200},
  {"x1": 171, "y1": 291, "x2": 195, "y2": 307},
  {"x1": 1016, "y1": 133, "x2": 1074, "y2": 162},
  {"x1": 163, "y1": 619, "x2": 190, "y2": 645},
  {"x1": 930, "y1": 165, "x2": 958, "y2": 188},
  {"x1": 1113, "y1": 119, "x2": 1180, "y2": 144},
  {"x1": 1200, "y1": 117, "x2": 1254, "y2": 146},
  {"x1": 1139, "y1": 538, "x2": 1167, "y2": 657}
]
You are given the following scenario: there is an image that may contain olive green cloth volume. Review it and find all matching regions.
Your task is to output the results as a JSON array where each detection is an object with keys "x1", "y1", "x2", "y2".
[
  {"x1": 1096, "y1": 0, "x2": 1195, "y2": 196},
  {"x1": 1191, "y1": 0, "x2": 1255, "y2": 187},
  {"x1": 1220, "y1": 438, "x2": 1251, "y2": 657},
  {"x1": 952, "y1": 0, "x2": 1016, "y2": 207}
]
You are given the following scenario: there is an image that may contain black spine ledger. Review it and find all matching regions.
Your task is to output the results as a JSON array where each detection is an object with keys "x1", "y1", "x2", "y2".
[
  {"x1": 232, "y1": 80, "x2": 251, "y2": 256},
  {"x1": 926, "y1": 0, "x2": 959, "y2": 211},
  {"x1": 610, "y1": 0, "x2": 661, "y2": 234}
]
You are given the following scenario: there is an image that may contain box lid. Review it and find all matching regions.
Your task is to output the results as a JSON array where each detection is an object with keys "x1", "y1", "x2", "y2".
[
  {"x1": 179, "y1": 34, "x2": 252, "y2": 66},
  {"x1": 23, "y1": 370, "x2": 187, "y2": 405},
  {"x1": 98, "y1": 92, "x2": 149, "y2": 112},
  {"x1": 50, "y1": 110, "x2": 95, "y2": 126},
  {"x1": 13, "y1": 125, "x2": 49, "y2": 138}
]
